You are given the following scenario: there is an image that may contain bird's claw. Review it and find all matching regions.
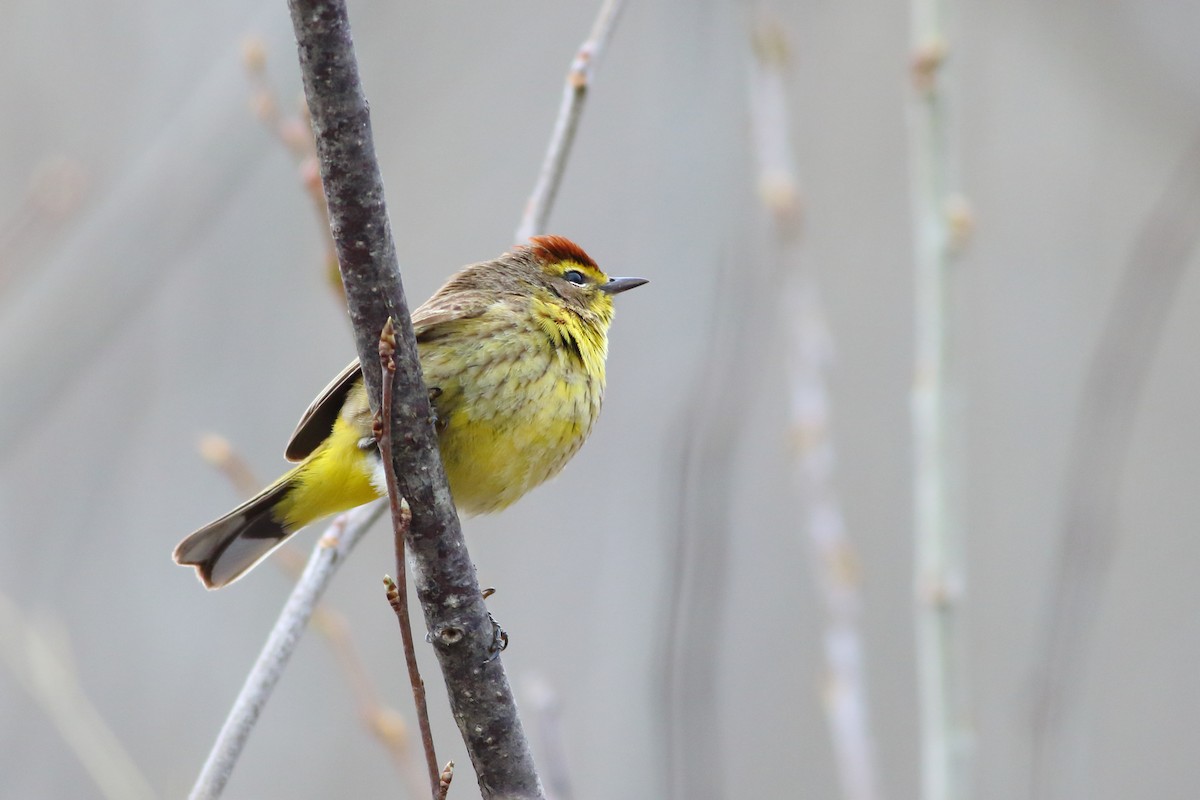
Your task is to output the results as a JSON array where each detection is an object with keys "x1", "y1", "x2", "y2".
[
  {"x1": 428, "y1": 387, "x2": 447, "y2": 433},
  {"x1": 485, "y1": 613, "x2": 509, "y2": 662},
  {"x1": 481, "y1": 586, "x2": 508, "y2": 662}
]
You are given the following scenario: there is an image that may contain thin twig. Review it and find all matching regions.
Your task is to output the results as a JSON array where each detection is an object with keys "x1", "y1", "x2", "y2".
[
  {"x1": 377, "y1": 318, "x2": 440, "y2": 799},
  {"x1": 287, "y1": 0, "x2": 545, "y2": 795},
  {"x1": 438, "y1": 761, "x2": 455, "y2": 800},
  {"x1": 384, "y1": 576, "x2": 436, "y2": 794},
  {"x1": 514, "y1": 0, "x2": 626, "y2": 241},
  {"x1": 906, "y1": 1, "x2": 973, "y2": 798},
  {"x1": 187, "y1": 503, "x2": 385, "y2": 800},
  {"x1": 0, "y1": 591, "x2": 156, "y2": 800},
  {"x1": 747, "y1": 17, "x2": 884, "y2": 800},
  {"x1": 1030, "y1": 132, "x2": 1200, "y2": 800}
]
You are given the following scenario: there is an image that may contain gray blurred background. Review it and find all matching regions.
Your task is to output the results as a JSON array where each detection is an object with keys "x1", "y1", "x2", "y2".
[{"x1": 2, "y1": 1, "x2": 1198, "y2": 798}]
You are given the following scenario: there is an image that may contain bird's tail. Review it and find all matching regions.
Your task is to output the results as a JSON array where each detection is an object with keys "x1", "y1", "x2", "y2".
[{"x1": 173, "y1": 469, "x2": 303, "y2": 589}]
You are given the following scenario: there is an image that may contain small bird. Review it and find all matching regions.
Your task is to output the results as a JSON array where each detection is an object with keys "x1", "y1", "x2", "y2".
[{"x1": 174, "y1": 236, "x2": 646, "y2": 588}]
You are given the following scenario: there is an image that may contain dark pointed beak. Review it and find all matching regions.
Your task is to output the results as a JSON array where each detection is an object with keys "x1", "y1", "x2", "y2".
[{"x1": 599, "y1": 276, "x2": 649, "y2": 295}]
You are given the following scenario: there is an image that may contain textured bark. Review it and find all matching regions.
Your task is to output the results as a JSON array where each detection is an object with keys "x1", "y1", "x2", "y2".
[{"x1": 286, "y1": 1, "x2": 544, "y2": 796}]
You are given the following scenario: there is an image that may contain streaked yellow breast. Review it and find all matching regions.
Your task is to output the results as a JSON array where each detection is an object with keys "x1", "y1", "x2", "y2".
[
  {"x1": 423, "y1": 298, "x2": 607, "y2": 514},
  {"x1": 275, "y1": 296, "x2": 610, "y2": 526}
]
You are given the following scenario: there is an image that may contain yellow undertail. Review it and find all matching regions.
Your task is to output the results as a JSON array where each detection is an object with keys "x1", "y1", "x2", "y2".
[{"x1": 174, "y1": 415, "x2": 380, "y2": 588}]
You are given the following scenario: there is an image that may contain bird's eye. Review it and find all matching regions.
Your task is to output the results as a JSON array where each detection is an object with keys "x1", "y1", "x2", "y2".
[{"x1": 563, "y1": 269, "x2": 587, "y2": 286}]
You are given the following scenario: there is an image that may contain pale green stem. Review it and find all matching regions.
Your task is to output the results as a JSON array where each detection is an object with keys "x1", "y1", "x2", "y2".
[{"x1": 907, "y1": 0, "x2": 973, "y2": 799}]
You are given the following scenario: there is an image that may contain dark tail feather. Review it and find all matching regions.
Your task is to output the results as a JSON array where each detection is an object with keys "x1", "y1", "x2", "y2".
[{"x1": 174, "y1": 477, "x2": 297, "y2": 589}]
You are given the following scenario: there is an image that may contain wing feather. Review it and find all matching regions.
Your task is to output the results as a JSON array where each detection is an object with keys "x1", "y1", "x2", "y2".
[
  {"x1": 283, "y1": 292, "x2": 494, "y2": 461},
  {"x1": 284, "y1": 359, "x2": 362, "y2": 461}
]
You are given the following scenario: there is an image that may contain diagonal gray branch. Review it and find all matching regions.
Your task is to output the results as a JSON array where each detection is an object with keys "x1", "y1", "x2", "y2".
[{"x1": 189, "y1": 503, "x2": 384, "y2": 799}]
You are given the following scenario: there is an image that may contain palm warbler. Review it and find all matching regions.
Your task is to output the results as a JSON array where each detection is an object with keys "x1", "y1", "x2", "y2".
[{"x1": 174, "y1": 236, "x2": 646, "y2": 588}]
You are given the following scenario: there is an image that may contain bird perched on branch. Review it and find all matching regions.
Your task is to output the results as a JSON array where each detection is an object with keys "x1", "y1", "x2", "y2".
[{"x1": 174, "y1": 236, "x2": 646, "y2": 588}]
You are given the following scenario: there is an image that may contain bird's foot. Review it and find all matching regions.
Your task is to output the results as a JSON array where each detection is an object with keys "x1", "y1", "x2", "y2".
[{"x1": 481, "y1": 586, "x2": 508, "y2": 662}]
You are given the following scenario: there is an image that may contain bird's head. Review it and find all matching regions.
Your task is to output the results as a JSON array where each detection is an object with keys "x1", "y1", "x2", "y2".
[{"x1": 520, "y1": 235, "x2": 647, "y2": 326}]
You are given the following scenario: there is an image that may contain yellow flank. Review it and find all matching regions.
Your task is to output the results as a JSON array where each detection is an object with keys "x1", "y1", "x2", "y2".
[
  {"x1": 273, "y1": 411, "x2": 380, "y2": 531},
  {"x1": 174, "y1": 236, "x2": 646, "y2": 588}
]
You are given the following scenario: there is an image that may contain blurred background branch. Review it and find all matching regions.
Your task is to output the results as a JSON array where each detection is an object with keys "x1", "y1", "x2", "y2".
[
  {"x1": 747, "y1": 15, "x2": 884, "y2": 800},
  {"x1": 0, "y1": 7, "x2": 287, "y2": 451},
  {"x1": 0, "y1": 592, "x2": 156, "y2": 800},
  {"x1": 907, "y1": 0, "x2": 973, "y2": 797},
  {"x1": 1030, "y1": 131, "x2": 1200, "y2": 800},
  {"x1": 515, "y1": 0, "x2": 626, "y2": 242},
  {"x1": 241, "y1": 37, "x2": 342, "y2": 299},
  {"x1": 0, "y1": 157, "x2": 88, "y2": 294},
  {"x1": 661, "y1": 253, "x2": 756, "y2": 800}
]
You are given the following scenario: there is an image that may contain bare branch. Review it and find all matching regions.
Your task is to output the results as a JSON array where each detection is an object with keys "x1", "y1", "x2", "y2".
[
  {"x1": 286, "y1": 0, "x2": 545, "y2": 795},
  {"x1": 906, "y1": 1, "x2": 974, "y2": 798},
  {"x1": 188, "y1": 503, "x2": 385, "y2": 800},
  {"x1": 515, "y1": 0, "x2": 626, "y2": 241},
  {"x1": 747, "y1": 17, "x2": 884, "y2": 800}
]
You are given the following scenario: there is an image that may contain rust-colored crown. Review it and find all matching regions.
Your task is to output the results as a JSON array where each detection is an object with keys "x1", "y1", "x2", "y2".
[{"x1": 525, "y1": 235, "x2": 598, "y2": 269}]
